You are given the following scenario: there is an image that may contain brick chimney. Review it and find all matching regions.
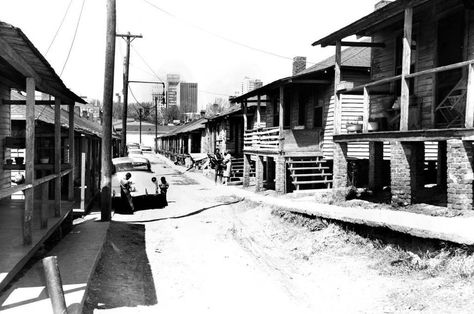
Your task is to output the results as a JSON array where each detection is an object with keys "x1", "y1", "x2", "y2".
[
  {"x1": 292, "y1": 56, "x2": 306, "y2": 76},
  {"x1": 374, "y1": 0, "x2": 392, "y2": 10}
]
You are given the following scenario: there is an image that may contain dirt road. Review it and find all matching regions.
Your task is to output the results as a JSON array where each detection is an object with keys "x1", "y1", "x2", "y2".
[{"x1": 85, "y1": 158, "x2": 474, "y2": 313}]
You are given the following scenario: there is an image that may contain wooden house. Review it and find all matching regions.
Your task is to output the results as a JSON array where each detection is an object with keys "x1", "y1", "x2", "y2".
[
  {"x1": 312, "y1": 0, "x2": 474, "y2": 210},
  {"x1": 231, "y1": 48, "x2": 371, "y2": 193},
  {"x1": 0, "y1": 21, "x2": 91, "y2": 291}
]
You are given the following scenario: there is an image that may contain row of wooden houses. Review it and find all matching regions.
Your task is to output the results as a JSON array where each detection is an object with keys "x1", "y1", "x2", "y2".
[{"x1": 158, "y1": 0, "x2": 474, "y2": 212}]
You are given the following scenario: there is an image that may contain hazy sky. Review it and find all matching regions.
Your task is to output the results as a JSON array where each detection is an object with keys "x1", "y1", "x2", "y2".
[{"x1": 1, "y1": 0, "x2": 377, "y2": 109}]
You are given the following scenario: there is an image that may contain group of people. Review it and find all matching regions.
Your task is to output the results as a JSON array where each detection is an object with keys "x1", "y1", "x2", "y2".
[
  {"x1": 209, "y1": 148, "x2": 232, "y2": 185},
  {"x1": 120, "y1": 173, "x2": 169, "y2": 213}
]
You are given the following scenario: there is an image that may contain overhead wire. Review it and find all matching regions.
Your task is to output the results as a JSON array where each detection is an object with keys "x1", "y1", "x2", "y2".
[
  {"x1": 141, "y1": 0, "x2": 317, "y2": 65},
  {"x1": 60, "y1": 0, "x2": 86, "y2": 76},
  {"x1": 46, "y1": 0, "x2": 74, "y2": 55}
]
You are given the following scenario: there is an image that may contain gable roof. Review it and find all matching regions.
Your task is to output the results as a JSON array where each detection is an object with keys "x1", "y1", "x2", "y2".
[
  {"x1": 231, "y1": 45, "x2": 370, "y2": 103},
  {"x1": 160, "y1": 118, "x2": 207, "y2": 138}
]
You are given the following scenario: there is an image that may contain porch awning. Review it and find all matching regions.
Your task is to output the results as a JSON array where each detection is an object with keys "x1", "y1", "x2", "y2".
[
  {"x1": 0, "y1": 21, "x2": 85, "y2": 104},
  {"x1": 312, "y1": 0, "x2": 430, "y2": 47}
]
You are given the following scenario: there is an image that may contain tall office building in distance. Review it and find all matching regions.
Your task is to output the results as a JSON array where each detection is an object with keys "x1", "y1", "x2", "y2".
[
  {"x1": 179, "y1": 82, "x2": 198, "y2": 114},
  {"x1": 241, "y1": 77, "x2": 263, "y2": 95},
  {"x1": 166, "y1": 74, "x2": 180, "y2": 107}
]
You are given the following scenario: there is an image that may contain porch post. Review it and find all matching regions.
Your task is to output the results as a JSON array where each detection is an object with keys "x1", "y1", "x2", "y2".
[
  {"x1": 80, "y1": 136, "x2": 87, "y2": 212},
  {"x1": 333, "y1": 142, "x2": 348, "y2": 202},
  {"x1": 243, "y1": 100, "x2": 248, "y2": 131},
  {"x1": 362, "y1": 87, "x2": 370, "y2": 133},
  {"x1": 400, "y1": 5, "x2": 413, "y2": 131},
  {"x1": 465, "y1": 63, "x2": 474, "y2": 128},
  {"x1": 68, "y1": 104, "x2": 75, "y2": 201},
  {"x1": 256, "y1": 94, "x2": 261, "y2": 128},
  {"x1": 54, "y1": 98, "x2": 61, "y2": 217},
  {"x1": 368, "y1": 142, "x2": 384, "y2": 191},
  {"x1": 23, "y1": 77, "x2": 35, "y2": 245},
  {"x1": 188, "y1": 135, "x2": 192, "y2": 154},
  {"x1": 278, "y1": 86, "x2": 284, "y2": 151},
  {"x1": 334, "y1": 40, "x2": 342, "y2": 135}
]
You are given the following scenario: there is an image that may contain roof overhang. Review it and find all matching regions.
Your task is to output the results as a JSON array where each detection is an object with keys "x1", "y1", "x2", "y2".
[
  {"x1": 0, "y1": 21, "x2": 85, "y2": 104},
  {"x1": 312, "y1": 0, "x2": 431, "y2": 47}
]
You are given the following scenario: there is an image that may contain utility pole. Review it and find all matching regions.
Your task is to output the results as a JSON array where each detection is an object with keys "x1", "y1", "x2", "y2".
[
  {"x1": 139, "y1": 108, "x2": 143, "y2": 144},
  {"x1": 116, "y1": 32, "x2": 142, "y2": 156},
  {"x1": 101, "y1": 0, "x2": 116, "y2": 222}
]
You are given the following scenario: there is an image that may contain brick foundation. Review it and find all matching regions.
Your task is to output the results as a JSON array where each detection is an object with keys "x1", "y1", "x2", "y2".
[
  {"x1": 447, "y1": 139, "x2": 474, "y2": 211},
  {"x1": 437, "y1": 141, "x2": 447, "y2": 188},
  {"x1": 255, "y1": 155, "x2": 264, "y2": 192},
  {"x1": 243, "y1": 154, "x2": 251, "y2": 187},
  {"x1": 275, "y1": 156, "x2": 286, "y2": 194},
  {"x1": 266, "y1": 157, "x2": 276, "y2": 189},
  {"x1": 390, "y1": 141, "x2": 424, "y2": 206},
  {"x1": 368, "y1": 141, "x2": 384, "y2": 191},
  {"x1": 333, "y1": 143, "x2": 348, "y2": 202}
]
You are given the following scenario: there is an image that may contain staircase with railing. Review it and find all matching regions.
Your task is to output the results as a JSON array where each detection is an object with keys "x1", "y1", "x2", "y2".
[{"x1": 288, "y1": 156, "x2": 332, "y2": 190}]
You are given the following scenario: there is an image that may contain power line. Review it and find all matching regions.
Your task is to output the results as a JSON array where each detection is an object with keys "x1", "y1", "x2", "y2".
[
  {"x1": 60, "y1": 0, "x2": 86, "y2": 76},
  {"x1": 131, "y1": 45, "x2": 164, "y2": 82},
  {"x1": 141, "y1": 0, "x2": 316, "y2": 65},
  {"x1": 46, "y1": 0, "x2": 74, "y2": 55}
]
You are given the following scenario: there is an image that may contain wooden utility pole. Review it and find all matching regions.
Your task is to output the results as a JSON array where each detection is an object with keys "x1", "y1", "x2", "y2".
[
  {"x1": 116, "y1": 32, "x2": 142, "y2": 156},
  {"x1": 101, "y1": 0, "x2": 116, "y2": 222},
  {"x1": 139, "y1": 108, "x2": 143, "y2": 144}
]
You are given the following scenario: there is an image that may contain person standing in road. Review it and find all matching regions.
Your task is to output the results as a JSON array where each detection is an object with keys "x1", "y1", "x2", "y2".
[
  {"x1": 213, "y1": 148, "x2": 223, "y2": 184},
  {"x1": 159, "y1": 176, "x2": 169, "y2": 206},
  {"x1": 222, "y1": 151, "x2": 232, "y2": 185},
  {"x1": 120, "y1": 172, "x2": 135, "y2": 213}
]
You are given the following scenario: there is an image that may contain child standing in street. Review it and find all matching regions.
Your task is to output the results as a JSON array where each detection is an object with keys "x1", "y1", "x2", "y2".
[{"x1": 159, "y1": 176, "x2": 169, "y2": 206}]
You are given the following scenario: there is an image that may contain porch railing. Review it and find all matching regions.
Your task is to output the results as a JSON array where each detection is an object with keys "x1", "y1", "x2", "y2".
[
  {"x1": 338, "y1": 59, "x2": 474, "y2": 132},
  {"x1": 244, "y1": 127, "x2": 280, "y2": 152}
]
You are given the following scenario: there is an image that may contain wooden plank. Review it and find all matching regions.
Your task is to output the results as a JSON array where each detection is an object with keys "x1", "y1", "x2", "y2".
[
  {"x1": 80, "y1": 138, "x2": 87, "y2": 212},
  {"x1": 256, "y1": 95, "x2": 261, "y2": 127},
  {"x1": 327, "y1": 41, "x2": 386, "y2": 48},
  {"x1": 68, "y1": 104, "x2": 74, "y2": 201},
  {"x1": 334, "y1": 41, "x2": 342, "y2": 135},
  {"x1": 0, "y1": 183, "x2": 33, "y2": 199},
  {"x1": 40, "y1": 177, "x2": 49, "y2": 229},
  {"x1": 1, "y1": 100, "x2": 57, "y2": 105},
  {"x1": 243, "y1": 100, "x2": 248, "y2": 131},
  {"x1": 24, "y1": 77, "x2": 35, "y2": 245},
  {"x1": 465, "y1": 63, "x2": 474, "y2": 128},
  {"x1": 362, "y1": 87, "x2": 369, "y2": 133},
  {"x1": 400, "y1": 5, "x2": 413, "y2": 131},
  {"x1": 55, "y1": 98, "x2": 61, "y2": 217}
]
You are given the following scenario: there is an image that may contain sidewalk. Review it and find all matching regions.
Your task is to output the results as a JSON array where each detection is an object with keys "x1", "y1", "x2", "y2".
[
  {"x1": 0, "y1": 212, "x2": 109, "y2": 314},
  {"x1": 159, "y1": 154, "x2": 474, "y2": 246}
]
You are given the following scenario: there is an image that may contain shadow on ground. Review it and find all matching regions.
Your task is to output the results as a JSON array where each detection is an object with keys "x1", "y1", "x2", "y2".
[{"x1": 83, "y1": 221, "x2": 157, "y2": 313}]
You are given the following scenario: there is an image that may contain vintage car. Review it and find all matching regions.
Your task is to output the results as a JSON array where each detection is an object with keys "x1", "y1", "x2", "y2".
[{"x1": 111, "y1": 156, "x2": 164, "y2": 211}]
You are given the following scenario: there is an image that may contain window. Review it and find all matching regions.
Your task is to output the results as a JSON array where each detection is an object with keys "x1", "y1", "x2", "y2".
[
  {"x1": 298, "y1": 87, "x2": 310, "y2": 126},
  {"x1": 283, "y1": 89, "x2": 291, "y2": 129},
  {"x1": 272, "y1": 93, "x2": 279, "y2": 127}
]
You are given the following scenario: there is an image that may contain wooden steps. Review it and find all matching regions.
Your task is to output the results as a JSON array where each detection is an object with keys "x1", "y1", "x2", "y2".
[
  {"x1": 287, "y1": 156, "x2": 332, "y2": 191},
  {"x1": 229, "y1": 157, "x2": 255, "y2": 183}
]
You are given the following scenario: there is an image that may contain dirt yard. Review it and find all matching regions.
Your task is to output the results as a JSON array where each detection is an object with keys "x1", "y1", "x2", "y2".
[{"x1": 84, "y1": 159, "x2": 474, "y2": 313}]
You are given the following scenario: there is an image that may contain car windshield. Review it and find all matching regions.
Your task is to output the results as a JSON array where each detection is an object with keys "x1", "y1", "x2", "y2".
[
  {"x1": 115, "y1": 161, "x2": 150, "y2": 172},
  {"x1": 129, "y1": 150, "x2": 142, "y2": 154}
]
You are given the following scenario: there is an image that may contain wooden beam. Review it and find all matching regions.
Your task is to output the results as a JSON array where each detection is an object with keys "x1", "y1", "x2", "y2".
[
  {"x1": 0, "y1": 37, "x2": 41, "y2": 82},
  {"x1": 326, "y1": 41, "x2": 386, "y2": 48},
  {"x1": 54, "y1": 98, "x2": 61, "y2": 217},
  {"x1": 279, "y1": 86, "x2": 285, "y2": 151},
  {"x1": 2, "y1": 100, "x2": 58, "y2": 105},
  {"x1": 80, "y1": 137, "x2": 87, "y2": 212},
  {"x1": 288, "y1": 80, "x2": 332, "y2": 84},
  {"x1": 400, "y1": 5, "x2": 413, "y2": 131},
  {"x1": 466, "y1": 63, "x2": 474, "y2": 128},
  {"x1": 68, "y1": 104, "x2": 74, "y2": 201},
  {"x1": 362, "y1": 87, "x2": 370, "y2": 133},
  {"x1": 243, "y1": 100, "x2": 248, "y2": 131},
  {"x1": 40, "y1": 175, "x2": 49, "y2": 229},
  {"x1": 23, "y1": 77, "x2": 35, "y2": 245},
  {"x1": 334, "y1": 41, "x2": 342, "y2": 135},
  {"x1": 256, "y1": 94, "x2": 261, "y2": 128}
]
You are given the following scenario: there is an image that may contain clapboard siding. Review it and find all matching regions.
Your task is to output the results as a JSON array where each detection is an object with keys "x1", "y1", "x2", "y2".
[{"x1": 0, "y1": 84, "x2": 11, "y2": 190}]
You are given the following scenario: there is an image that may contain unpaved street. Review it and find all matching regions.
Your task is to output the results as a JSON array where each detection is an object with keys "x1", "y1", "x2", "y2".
[{"x1": 85, "y1": 158, "x2": 474, "y2": 313}]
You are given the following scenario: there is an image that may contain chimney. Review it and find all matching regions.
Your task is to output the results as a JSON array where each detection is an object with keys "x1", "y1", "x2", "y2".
[
  {"x1": 292, "y1": 56, "x2": 306, "y2": 76},
  {"x1": 374, "y1": 0, "x2": 392, "y2": 10}
]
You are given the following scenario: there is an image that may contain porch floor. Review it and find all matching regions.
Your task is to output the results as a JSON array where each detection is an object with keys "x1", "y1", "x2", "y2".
[{"x1": 0, "y1": 199, "x2": 73, "y2": 291}]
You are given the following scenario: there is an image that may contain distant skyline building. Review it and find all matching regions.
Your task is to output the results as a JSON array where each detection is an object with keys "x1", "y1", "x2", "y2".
[
  {"x1": 241, "y1": 77, "x2": 263, "y2": 95},
  {"x1": 166, "y1": 74, "x2": 180, "y2": 107},
  {"x1": 179, "y1": 82, "x2": 198, "y2": 114}
]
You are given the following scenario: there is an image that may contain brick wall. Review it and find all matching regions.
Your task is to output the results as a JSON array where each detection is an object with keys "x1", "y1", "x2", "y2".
[
  {"x1": 447, "y1": 139, "x2": 474, "y2": 211},
  {"x1": 390, "y1": 141, "x2": 424, "y2": 206},
  {"x1": 333, "y1": 142, "x2": 348, "y2": 202},
  {"x1": 275, "y1": 156, "x2": 286, "y2": 194}
]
